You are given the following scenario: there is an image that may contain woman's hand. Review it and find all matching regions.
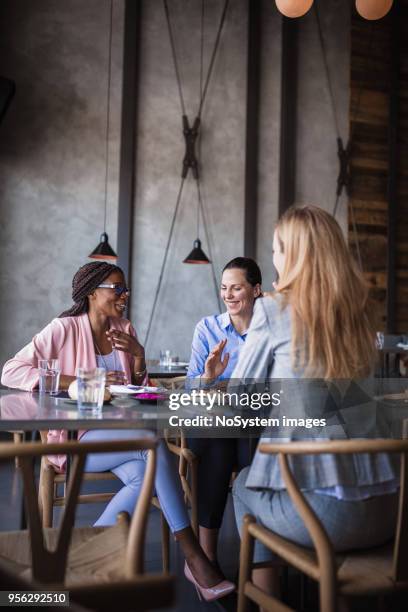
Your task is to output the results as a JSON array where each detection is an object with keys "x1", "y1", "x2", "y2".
[
  {"x1": 106, "y1": 329, "x2": 145, "y2": 358},
  {"x1": 59, "y1": 375, "x2": 77, "y2": 390},
  {"x1": 203, "y1": 339, "x2": 230, "y2": 382},
  {"x1": 105, "y1": 370, "x2": 128, "y2": 386}
]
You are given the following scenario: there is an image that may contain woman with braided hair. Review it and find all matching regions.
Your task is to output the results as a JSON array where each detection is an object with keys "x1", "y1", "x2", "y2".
[
  {"x1": 1, "y1": 262, "x2": 235, "y2": 601},
  {"x1": 2, "y1": 261, "x2": 147, "y2": 391}
]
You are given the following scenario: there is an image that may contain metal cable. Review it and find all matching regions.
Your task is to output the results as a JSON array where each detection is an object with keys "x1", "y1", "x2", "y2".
[
  {"x1": 349, "y1": 22, "x2": 375, "y2": 144},
  {"x1": 197, "y1": 0, "x2": 230, "y2": 118},
  {"x1": 196, "y1": 180, "x2": 222, "y2": 312},
  {"x1": 350, "y1": 198, "x2": 363, "y2": 271},
  {"x1": 333, "y1": 193, "x2": 340, "y2": 218},
  {"x1": 314, "y1": 1, "x2": 341, "y2": 139},
  {"x1": 163, "y1": 0, "x2": 186, "y2": 116},
  {"x1": 199, "y1": 0, "x2": 204, "y2": 106},
  {"x1": 314, "y1": 1, "x2": 374, "y2": 274},
  {"x1": 103, "y1": 0, "x2": 114, "y2": 233},
  {"x1": 144, "y1": 177, "x2": 186, "y2": 346}
]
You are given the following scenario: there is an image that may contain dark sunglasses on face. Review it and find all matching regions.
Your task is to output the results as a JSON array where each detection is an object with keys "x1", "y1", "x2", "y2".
[{"x1": 97, "y1": 284, "x2": 131, "y2": 296}]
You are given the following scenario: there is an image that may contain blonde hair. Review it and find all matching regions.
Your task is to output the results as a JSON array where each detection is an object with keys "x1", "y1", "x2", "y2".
[{"x1": 274, "y1": 205, "x2": 376, "y2": 379}]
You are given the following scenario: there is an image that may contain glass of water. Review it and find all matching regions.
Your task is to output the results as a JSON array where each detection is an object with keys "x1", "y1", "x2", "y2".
[
  {"x1": 38, "y1": 359, "x2": 60, "y2": 395},
  {"x1": 76, "y1": 368, "x2": 106, "y2": 415},
  {"x1": 160, "y1": 349, "x2": 171, "y2": 367},
  {"x1": 376, "y1": 332, "x2": 385, "y2": 349}
]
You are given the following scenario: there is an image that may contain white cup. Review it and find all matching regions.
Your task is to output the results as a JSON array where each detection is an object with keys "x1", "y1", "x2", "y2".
[{"x1": 38, "y1": 359, "x2": 60, "y2": 395}]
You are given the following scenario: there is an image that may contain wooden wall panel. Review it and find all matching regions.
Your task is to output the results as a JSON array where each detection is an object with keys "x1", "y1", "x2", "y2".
[{"x1": 350, "y1": 2, "x2": 408, "y2": 333}]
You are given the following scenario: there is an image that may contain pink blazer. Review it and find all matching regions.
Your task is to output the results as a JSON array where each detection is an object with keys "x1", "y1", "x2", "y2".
[{"x1": 1, "y1": 313, "x2": 147, "y2": 470}]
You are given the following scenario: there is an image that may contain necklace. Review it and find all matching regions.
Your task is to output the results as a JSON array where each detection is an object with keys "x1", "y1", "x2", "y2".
[{"x1": 93, "y1": 337, "x2": 119, "y2": 372}]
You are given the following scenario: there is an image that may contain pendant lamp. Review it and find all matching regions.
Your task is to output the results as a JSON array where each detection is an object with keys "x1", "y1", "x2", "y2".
[
  {"x1": 355, "y1": 0, "x2": 393, "y2": 20},
  {"x1": 275, "y1": 0, "x2": 314, "y2": 18},
  {"x1": 274, "y1": 0, "x2": 393, "y2": 21},
  {"x1": 183, "y1": 239, "x2": 211, "y2": 264},
  {"x1": 89, "y1": 0, "x2": 117, "y2": 261}
]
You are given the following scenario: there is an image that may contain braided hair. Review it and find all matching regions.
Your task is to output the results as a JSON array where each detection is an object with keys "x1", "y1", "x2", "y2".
[{"x1": 59, "y1": 262, "x2": 123, "y2": 318}]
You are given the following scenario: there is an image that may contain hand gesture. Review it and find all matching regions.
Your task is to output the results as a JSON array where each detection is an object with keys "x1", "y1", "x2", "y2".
[
  {"x1": 105, "y1": 370, "x2": 128, "y2": 386},
  {"x1": 106, "y1": 329, "x2": 145, "y2": 359},
  {"x1": 203, "y1": 339, "x2": 230, "y2": 381}
]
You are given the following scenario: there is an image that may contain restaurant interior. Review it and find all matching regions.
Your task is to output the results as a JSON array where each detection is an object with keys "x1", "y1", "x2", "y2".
[{"x1": 0, "y1": 0, "x2": 408, "y2": 610}]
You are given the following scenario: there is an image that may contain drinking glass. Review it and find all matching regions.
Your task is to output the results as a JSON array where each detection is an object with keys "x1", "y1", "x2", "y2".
[
  {"x1": 76, "y1": 368, "x2": 106, "y2": 415},
  {"x1": 160, "y1": 350, "x2": 171, "y2": 367},
  {"x1": 38, "y1": 359, "x2": 60, "y2": 395},
  {"x1": 376, "y1": 332, "x2": 384, "y2": 349}
]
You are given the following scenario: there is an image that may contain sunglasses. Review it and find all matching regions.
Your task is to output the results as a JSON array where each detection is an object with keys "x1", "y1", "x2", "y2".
[{"x1": 97, "y1": 284, "x2": 131, "y2": 296}]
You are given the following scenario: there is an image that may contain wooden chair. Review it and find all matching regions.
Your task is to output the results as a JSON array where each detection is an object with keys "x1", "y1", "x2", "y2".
[
  {"x1": 36, "y1": 432, "x2": 171, "y2": 573},
  {"x1": 0, "y1": 439, "x2": 175, "y2": 611},
  {"x1": 150, "y1": 375, "x2": 187, "y2": 391},
  {"x1": 7, "y1": 431, "x2": 25, "y2": 468},
  {"x1": 238, "y1": 439, "x2": 408, "y2": 612}
]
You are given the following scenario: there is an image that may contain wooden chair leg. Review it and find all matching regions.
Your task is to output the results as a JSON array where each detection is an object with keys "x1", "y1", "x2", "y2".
[
  {"x1": 238, "y1": 514, "x2": 256, "y2": 612},
  {"x1": 39, "y1": 462, "x2": 55, "y2": 528},
  {"x1": 160, "y1": 511, "x2": 170, "y2": 573},
  {"x1": 13, "y1": 433, "x2": 24, "y2": 469}
]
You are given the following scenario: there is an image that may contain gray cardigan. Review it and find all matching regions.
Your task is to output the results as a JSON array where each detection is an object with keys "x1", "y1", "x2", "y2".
[{"x1": 230, "y1": 296, "x2": 399, "y2": 491}]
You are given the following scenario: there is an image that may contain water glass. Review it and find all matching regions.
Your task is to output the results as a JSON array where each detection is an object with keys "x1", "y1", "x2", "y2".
[
  {"x1": 38, "y1": 359, "x2": 60, "y2": 395},
  {"x1": 76, "y1": 368, "x2": 106, "y2": 414},
  {"x1": 160, "y1": 349, "x2": 171, "y2": 367}
]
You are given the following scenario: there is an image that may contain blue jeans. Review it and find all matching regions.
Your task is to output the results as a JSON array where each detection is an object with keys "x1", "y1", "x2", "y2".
[
  {"x1": 233, "y1": 467, "x2": 398, "y2": 563},
  {"x1": 81, "y1": 429, "x2": 190, "y2": 532}
]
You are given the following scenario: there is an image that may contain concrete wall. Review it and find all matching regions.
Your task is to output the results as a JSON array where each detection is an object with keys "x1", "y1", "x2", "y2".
[
  {"x1": 295, "y1": 0, "x2": 350, "y2": 231},
  {"x1": 132, "y1": 0, "x2": 247, "y2": 359},
  {"x1": 256, "y1": 1, "x2": 282, "y2": 293},
  {"x1": 0, "y1": 0, "x2": 124, "y2": 366},
  {"x1": 256, "y1": 0, "x2": 350, "y2": 297},
  {"x1": 0, "y1": 0, "x2": 350, "y2": 369}
]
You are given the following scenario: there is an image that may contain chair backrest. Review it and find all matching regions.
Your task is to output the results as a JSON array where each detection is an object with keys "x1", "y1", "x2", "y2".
[
  {"x1": 0, "y1": 439, "x2": 157, "y2": 584},
  {"x1": 259, "y1": 439, "x2": 408, "y2": 583},
  {"x1": 151, "y1": 376, "x2": 186, "y2": 391}
]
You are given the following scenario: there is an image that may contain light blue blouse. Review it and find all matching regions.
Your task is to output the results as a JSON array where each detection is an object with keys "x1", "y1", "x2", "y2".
[{"x1": 187, "y1": 312, "x2": 247, "y2": 383}]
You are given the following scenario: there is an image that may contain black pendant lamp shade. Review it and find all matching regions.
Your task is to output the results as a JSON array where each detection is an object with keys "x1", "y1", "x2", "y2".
[
  {"x1": 183, "y1": 238, "x2": 211, "y2": 264},
  {"x1": 89, "y1": 232, "x2": 117, "y2": 261}
]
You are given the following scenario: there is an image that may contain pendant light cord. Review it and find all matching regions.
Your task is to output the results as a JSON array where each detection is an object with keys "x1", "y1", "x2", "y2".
[
  {"x1": 155, "y1": 0, "x2": 227, "y2": 328},
  {"x1": 163, "y1": 0, "x2": 187, "y2": 116},
  {"x1": 197, "y1": 0, "x2": 230, "y2": 119},
  {"x1": 196, "y1": 179, "x2": 223, "y2": 312},
  {"x1": 103, "y1": 0, "x2": 114, "y2": 234},
  {"x1": 314, "y1": 2, "x2": 340, "y2": 140},
  {"x1": 314, "y1": 0, "x2": 375, "y2": 271},
  {"x1": 164, "y1": 0, "x2": 230, "y2": 119},
  {"x1": 145, "y1": 177, "x2": 186, "y2": 346}
]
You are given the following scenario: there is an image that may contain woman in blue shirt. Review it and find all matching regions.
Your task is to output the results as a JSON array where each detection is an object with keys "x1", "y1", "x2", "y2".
[{"x1": 187, "y1": 257, "x2": 262, "y2": 572}]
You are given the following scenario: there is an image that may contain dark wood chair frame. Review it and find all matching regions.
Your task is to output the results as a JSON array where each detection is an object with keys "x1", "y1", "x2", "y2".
[{"x1": 238, "y1": 439, "x2": 408, "y2": 612}]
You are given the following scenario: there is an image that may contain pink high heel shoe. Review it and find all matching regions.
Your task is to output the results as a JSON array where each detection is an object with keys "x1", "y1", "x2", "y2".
[{"x1": 184, "y1": 562, "x2": 235, "y2": 602}]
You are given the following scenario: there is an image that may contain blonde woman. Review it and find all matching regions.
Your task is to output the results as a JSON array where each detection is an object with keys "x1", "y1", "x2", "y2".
[{"x1": 231, "y1": 205, "x2": 399, "y2": 597}]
